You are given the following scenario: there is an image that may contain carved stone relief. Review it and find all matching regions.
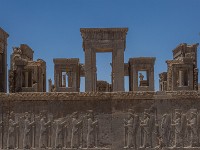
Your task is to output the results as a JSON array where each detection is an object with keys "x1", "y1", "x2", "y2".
[{"x1": 0, "y1": 93, "x2": 200, "y2": 150}]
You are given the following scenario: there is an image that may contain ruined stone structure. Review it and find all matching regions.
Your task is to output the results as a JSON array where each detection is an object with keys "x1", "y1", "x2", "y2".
[
  {"x1": 9, "y1": 44, "x2": 46, "y2": 92},
  {"x1": 96, "y1": 80, "x2": 111, "y2": 92},
  {"x1": 50, "y1": 58, "x2": 84, "y2": 92},
  {"x1": 159, "y1": 43, "x2": 199, "y2": 91},
  {"x1": 159, "y1": 72, "x2": 167, "y2": 91},
  {"x1": 0, "y1": 27, "x2": 200, "y2": 150},
  {"x1": 0, "y1": 28, "x2": 9, "y2": 92},
  {"x1": 129, "y1": 57, "x2": 156, "y2": 91},
  {"x1": 80, "y1": 28, "x2": 128, "y2": 92},
  {"x1": 50, "y1": 28, "x2": 156, "y2": 92}
]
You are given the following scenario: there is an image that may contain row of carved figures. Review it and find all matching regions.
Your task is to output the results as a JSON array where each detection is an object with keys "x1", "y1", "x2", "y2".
[
  {"x1": 1, "y1": 108, "x2": 200, "y2": 149},
  {"x1": 0, "y1": 110, "x2": 98, "y2": 149},
  {"x1": 124, "y1": 108, "x2": 200, "y2": 149}
]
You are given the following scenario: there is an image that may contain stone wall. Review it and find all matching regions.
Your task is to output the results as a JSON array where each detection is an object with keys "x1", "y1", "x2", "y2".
[
  {"x1": 0, "y1": 28, "x2": 9, "y2": 92},
  {"x1": 0, "y1": 91, "x2": 200, "y2": 150}
]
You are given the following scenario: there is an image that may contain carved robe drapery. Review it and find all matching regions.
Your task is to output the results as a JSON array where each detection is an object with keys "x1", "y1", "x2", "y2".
[
  {"x1": 71, "y1": 118, "x2": 82, "y2": 148},
  {"x1": 87, "y1": 118, "x2": 98, "y2": 148}
]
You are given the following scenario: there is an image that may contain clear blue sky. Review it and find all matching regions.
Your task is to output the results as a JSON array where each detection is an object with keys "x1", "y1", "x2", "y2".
[{"x1": 1, "y1": 0, "x2": 200, "y2": 91}]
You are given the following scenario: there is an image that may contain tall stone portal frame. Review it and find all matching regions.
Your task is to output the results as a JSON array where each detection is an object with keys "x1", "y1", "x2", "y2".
[{"x1": 80, "y1": 28, "x2": 128, "y2": 92}]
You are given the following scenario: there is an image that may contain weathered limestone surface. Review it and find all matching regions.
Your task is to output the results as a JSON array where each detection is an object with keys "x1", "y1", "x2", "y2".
[
  {"x1": 80, "y1": 28, "x2": 128, "y2": 92},
  {"x1": 0, "y1": 91, "x2": 200, "y2": 150},
  {"x1": 161, "y1": 43, "x2": 199, "y2": 91},
  {"x1": 9, "y1": 44, "x2": 46, "y2": 93},
  {"x1": 159, "y1": 72, "x2": 167, "y2": 91},
  {"x1": 129, "y1": 57, "x2": 156, "y2": 91},
  {"x1": 0, "y1": 27, "x2": 9, "y2": 92},
  {"x1": 96, "y1": 80, "x2": 111, "y2": 92},
  {"x1": 51, "y1": 58, "x2": 81, "y2": 92}
]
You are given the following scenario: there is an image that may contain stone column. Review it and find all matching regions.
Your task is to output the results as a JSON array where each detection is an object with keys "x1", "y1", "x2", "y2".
[
  {"x1": 179, "y1": 70, "x2": 183, "y2": 87},
  {"x1": 30, "y1": 71, "x2": 33, "y2": 87},
  {"x1": 0, "y1": 54, "x2": 3, "y2": 92},
  {"x1": 15, "y1": 66, "x2": 23, "y2": 92},
  {"x1": 0, "y1": 31, "x2": 8, "y2": 93},
  {"x1": 92, "y1": 51, "x2": 96, "y2": 92},
  {"x1": 159, "y1": 83, "x2": 162, "y2": 91},
  {"x1": 63, "y1": 74, "x2": 66, "y2": 87},
  {"x1": 54, "y1": 65, "x2": 58, "y2": 91},
  {"x1": 194, "y1": 68, "x2": 198, "y2": 90},
  {"x1": 40, "y1": 70, "x2": 43, "y2": 92},
  {"x1": 48, "y1": 79, "x2": 52, "y2": 92},
  {"x1": 0, "y1": 54, "x2": 2, "y2": 73},
  {"x1": 0, "y1": 51, "x2": 7, "y2": 92},
  {"x1": 132, "y1": 67, "x2": 138, "y2": 91},
  {"x1": 167, "y1": 65, "x2": 172, "y2": 91},
  {"x1": 25, "y1": 71, "x2": 29, "y2": 87},
  {"x1": 128, "y1": 65, "x2": 133, "y2": 91},
  {"x1": 55, "y1": 72, "x2": 59, "y2": 91},
  {"x1": 68, "y1": 72, "x2": 72, "y2": 87},
  {"x1": 112, "y1": 47, "x2": 124, "y2": 91},
  {"x1": 172, "y1": 67, "x2": 177, "y2": 90},
  {"x1": 188, "y1": 69, "x2": 194, "y2": 89},
  {"x1": 85, "y1": 48, "x2": 96, "y2": 92},
  {"x1": 149, "y1": 67, "x2": 154, "y2": 91},
  {"x1": 72, "y1": 72, "x2": 77, "y2": 90},
  {"x1": 59, "y1": 71, "x2": 62, "y2": 87}
]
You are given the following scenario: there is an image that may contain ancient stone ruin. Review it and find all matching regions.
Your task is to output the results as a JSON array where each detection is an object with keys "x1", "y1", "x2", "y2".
[
  {"x1": 0, "y1": 27, "x2": 200, "y2": 150},
  {"x1": 9, "y1": 44, "x2": 46, "y2": 93},
  {"x1": 159, "y1": 43, "x2": 199, "y2": 91},
  {"x1": 0, "y1": 27, "x2": 9, "y2": 93}
]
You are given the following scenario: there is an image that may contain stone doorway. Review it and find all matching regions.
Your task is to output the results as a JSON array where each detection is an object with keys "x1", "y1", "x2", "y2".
[
  {"x1": 96, "y1": 52, "x2": 112, "y2": 91},
  {"x1": 80, "y1": 28, "x2": 128, "y2": 92}
]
